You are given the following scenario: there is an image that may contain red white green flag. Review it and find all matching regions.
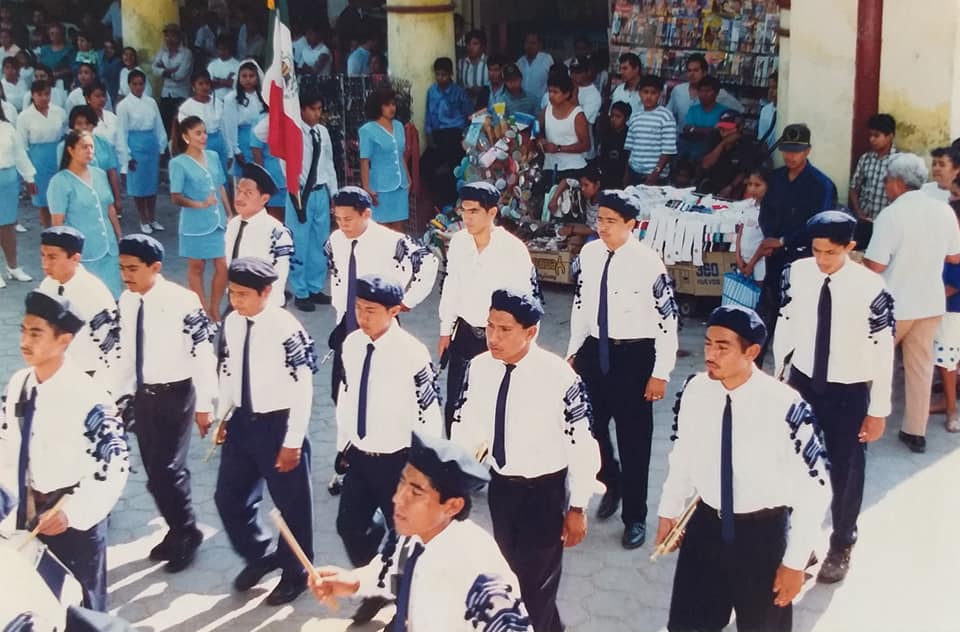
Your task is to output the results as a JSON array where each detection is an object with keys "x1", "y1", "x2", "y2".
[{"x1": 263, "y1": 0, "x2": 303, "y2": 198}]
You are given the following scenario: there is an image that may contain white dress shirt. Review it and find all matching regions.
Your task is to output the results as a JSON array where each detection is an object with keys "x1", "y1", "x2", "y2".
[
  {"x1": 93, "y1": 110, "x2": 118, "y2": 148},
  {"x1": 352, "y1": 520, "x2": 532, "y2": 632},
  {"x1": 115, "y1": 94, "x2": 166, "y2": 172},
  {"x1": 336, "y1": 322, "x2": 442, "y2": 453},
  {"x1": 15, "y1": 103, "x2": 67, "y2": 145},
  {"x1": 0, "y1": 120, "x2": 36, "y2": 181},
  {"x1": 208, "y1": 57, "x2": 241, "y2": 102},
  {"x1": 452, "y1": 344, "x2": 600, "y2": 508},
  {"x1": 516, "y1": 51, "x2": 554, "y2": 100},
  {"x1": 0, "y1": 361, "x2": 129, "y2": 531},
  {"x1": 222, "y1": 90, "x2": 265, "y2": 156},
  {"x1": 178, "y1": 96, "x2": 223, "y2": 133},
  {"x1": 22, "y1": 85, "x2": 67, "y2": 113},
  {"x1": 920, "y1": 181, "x2": 950, "y2": 203},
  {"x1": 118, "y1": 68, "x2": 154, "y2": 99},
  {"x1": 224, "y1": 209, "x2": 293, "y2": 307},
  {"x1": 439, "y1": 227, "x2": 537, "y2": 335},
  {"x1": 296, "y1": 43, "x2": 331, "y2": 76},
  {"x1": 38, "y1": 266, "x2": 120, "y2": 380},
  {"x1": 567, "y1": 238, "x2": 679, "y2": 379},
  {"x1": 609, "y1": 82, "x2": 642, "y2": 117},
  {"x1": 151, "y1": 47, "x2": 194, "y2": 99},
  {"x1": 774, "y1": 256, "x2": 895, "y2": 417},
  {"x1": 67, "y1": 87, "x2": 114, "y2": 114},
  {"x1": 576, "y1": 82, "x2": 602, "y2": 159},
  {"x1": 114, "y1": 276, "x2": 217, "y2": 412},
  {"x1": 297, "y1": 121, "x2": 339, "y2": 194},
  {"x1": 658, "y1": 369, "x2": 831, "y2": 570},
  {"x1": 325, "y1": 222, "x2": 439, "y2": 325},
  {"x1": 865, "y1": 189, "x2": 960, "y2": 320},
  {"x1": 2, "y1": 78, "x2": 26, "y2": 113},
  {"x1": 218, "y1": 306, "x2": 317, "y2": 448}
]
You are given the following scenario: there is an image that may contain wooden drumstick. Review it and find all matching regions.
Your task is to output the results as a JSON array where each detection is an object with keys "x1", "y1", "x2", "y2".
[
  {"x1": 269, "y1": 509, "x2": 338, "y2": 611},
  {"x1": 17, "y1": 495, "x2": 70, "y2": 551}
]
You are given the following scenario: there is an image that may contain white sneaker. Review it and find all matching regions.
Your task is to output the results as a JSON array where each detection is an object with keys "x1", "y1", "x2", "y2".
[
  {"x1": 0, "y1": 274, "x2": 6, "y2": 288},
  {"x1": 7, "y1": 267, "x2": 32, "y2": 282},
  {"x1": 140, "y1": 223, "x2": 154, "y2": 234},
  {"x1": 14, "y1": 223, "x2": 26, "y2": 233},
  {"x1": 150, "y1": 220, "x2": 165, "y2": 232}
]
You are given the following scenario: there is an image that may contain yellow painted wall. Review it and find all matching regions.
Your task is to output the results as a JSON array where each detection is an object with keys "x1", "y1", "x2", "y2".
[{"x1": 121, "y1": 0, "x2": 179, "y2": 95}]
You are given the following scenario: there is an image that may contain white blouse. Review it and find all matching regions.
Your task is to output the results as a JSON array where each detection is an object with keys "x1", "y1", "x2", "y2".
[
  {"x1": 15, "y1": 103, "x2": 67, "y2": 145},
  {"x1": 0, "y1": 120, "x2": 36, "y2": 180},
  {"x1": 178, "y1": 96, "x2": 223, "y2": 134}
]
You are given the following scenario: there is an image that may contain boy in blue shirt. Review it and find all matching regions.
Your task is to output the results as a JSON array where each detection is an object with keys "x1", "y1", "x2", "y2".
[{"x1": 423, "y1": 57, "x2": 472, "y2": 206}]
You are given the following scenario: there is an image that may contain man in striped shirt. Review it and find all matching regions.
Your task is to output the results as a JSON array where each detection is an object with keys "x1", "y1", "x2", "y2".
[
  {"x1": 624, "y1": 74, "x2": 678, "y2": 186},
  {"x1": 457, "y1": 30, "x2": 489, "y2": 110}
]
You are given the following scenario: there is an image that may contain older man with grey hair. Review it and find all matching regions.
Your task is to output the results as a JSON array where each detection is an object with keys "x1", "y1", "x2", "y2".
[{"x1": 865, "y1": 152, "x2": 960, "y2": 453}]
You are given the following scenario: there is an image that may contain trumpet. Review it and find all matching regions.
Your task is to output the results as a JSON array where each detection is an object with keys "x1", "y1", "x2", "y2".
[
  {"x1": 650, "y1": 495, "x2": 700, "y2": 562},
  {"x1": 203, "y1": 406, "x2": 234, "y2": 463}
]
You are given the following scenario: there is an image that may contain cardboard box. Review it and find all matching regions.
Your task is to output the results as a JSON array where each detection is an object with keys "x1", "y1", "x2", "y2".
[
  {"x1": 667, "y1": 251, "x2": 739, "y2": 298},
  {"x1": 529, "y1": 249, "x2": 575, "y2": 285}
]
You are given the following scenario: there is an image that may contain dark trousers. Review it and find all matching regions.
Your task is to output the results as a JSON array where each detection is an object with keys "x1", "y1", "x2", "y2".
[
  {"x1": 488, "y1": 469, "x2": 567, "y2": 632},
  {"x1": 134, "y1": 380, "x2": 197, "y2": 535},
  {"x1": 336, "y1": 447, "x2": 407, "y2": 567},
  {"x1": 329, "y1": 319, "x2": 347, "y2": 405},
  {"x1": 421, "y1": 127, "x2": 465, "y2": 207},
  {"x1": 574, "y1": 336, "x2": 655, "y2": 525},
  {"x1": 789, "y1": 368, "x2": 867, "y2": 551},
  {"x1": 214, "y1": 408, "x2": 314, "y2": 577},
  {"x1": 41, "y1": 519, "x2": 108, "y2": 612},
  {"x1": 444, "y1": 318, "x2": 488, "y2": 437},
  {"x1": 159, "y1": 97, "x2": 184, "y2": 142},
  {"x1": 668, "y1": 504, "x2": 791, "y2": 632}
]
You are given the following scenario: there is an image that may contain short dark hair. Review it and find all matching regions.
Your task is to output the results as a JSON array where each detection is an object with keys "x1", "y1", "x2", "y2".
[
  {"x1": 618, "y1": 52, "x2": 641, "y2": 70},
  {"x1": 30, "y1": 79, "x2": 50, "y2": 95},
  {"x1": 2, "y1": 56, "x2": 17, "y2": 69},
  {"x1": 127, "y1": 68, "x2": 146, "y2": 85},
  {"x1": 867, "y1": 113, "x2": 896, "y2": 135},
  {"x1": 686, "y1": 53, "x2": 708, "y2": 72},
  {"x1": 190, "y1": 68, "x2": 212, "y2": 85},
  {"x1": 580, "y1": 163, "x2": 601, "y2": 183},
  {"x1": 299, "y1": 89, "x2": 322, "y2": 110},
  {"x1": 748, "y1": 166, "x2": 772, "y2": 183},
  {"x1": 465, "y1": 29, "x2": 486, "y2": 47},
  {"x1": 697, "y1": 75, "x2": 721, "y2": 93},
  {"x1": 433, "y1": 57, "x2": 453, "y2": 74},
  {"x1": 216, "y1": 34, "x2": 233, "y2": 51},
  {"x1": 434, "y1": 480, "x2": 473, "y2": 521},
  {"x1": 610, "y1": 100, "x2": 632, "y2": 119},
  {"x1": 523, "y1": 31, "x2": 542, "y2": 44},
  {"x1": 364, "y1": 87, "x2": 396, "y2": 121},
  {"x1": 637, "y1": 74, "x2": 663, "y2": 92},
  {"x1": 82, "y1": 80, "x2": 106, "y2": 98},
  {"x1": 547, "y1": 71, "x2": 574, "y2": 94},
  {"x1": 931, "y1": 146, "x2": 960, "y2": 168},
  {"x1": 69, "y1": 104, "x2": 98, "y2": 128},
  {"x1": 487, "y1": 53, "x2": 506, "y2": 69}
]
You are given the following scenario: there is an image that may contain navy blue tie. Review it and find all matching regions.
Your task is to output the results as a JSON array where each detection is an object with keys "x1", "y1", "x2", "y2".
[
  {"x1": 345, "y1": 240, "x2": 359, "y2": 334},
  {"x1": 812, "y1": 277, "x2": 832, "y2": 393},
  {"x1": 135, "y1": 298, "x2": 144, "y2": 389},
  {"x1": 16, "y1": 386, "x2": 37, "y2": 529},
  {"x1": 598, "y1": 250, "x2": 614, "y2": 375},
  {"x1": 241, "y1": 319, "x2": 253, "y2": 411},
  {"x1": 492, "y1": 364, "x2": 516, "y2": 468},
  {"x1": 720, "y1": 395, "x2": 735, "y2": 544},
  {"x1": 392, "y1": 542, "x2": 425, "y2": 632},
  {"x1": 357, "y1": 343, "x2": 374, "y2": 439},
  {"x1": 232, "y1": 219, "x2": 248, "y2": 261}
]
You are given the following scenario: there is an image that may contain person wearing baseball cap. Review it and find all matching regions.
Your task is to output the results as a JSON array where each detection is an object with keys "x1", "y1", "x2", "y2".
[
  {"x1": 500, "y1": 62, "x2": 538, "y2": 118},
  {"x1": 699, "y1": 110, "x2": 765, "y2": 197}
]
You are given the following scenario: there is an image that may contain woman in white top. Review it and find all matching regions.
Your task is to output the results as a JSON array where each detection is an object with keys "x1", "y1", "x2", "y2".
[
  {"x1": 66, "y1": 63, "x2": 114, "y2": 113},
  {"x1": 0, "y1": 80, "x2": 18, "y2": 126},
  {"x1": 117, "y1": 47, "x2": 154, "y2": 101},
  {"x1": 537, "y1": 72, "x2": 589, "y2": 195},
  {"x1": 221, "y1": 59, "x2": 267, "y2": 180},
  {"x1": 177, "y1": 69, "x2": 230, "y2": 186},
  {"x1": 0, "y1": 105, "x2": 37, "y2": 286},
  {"x1": 17, "y1": 79, "x2": 67, "y2": 228},
  {"x1": 22, "y1": 65, "x2": 67, "y2": 111},
  {"x1": 116, "y1": 69, "x2": 167, "y2": 233}
]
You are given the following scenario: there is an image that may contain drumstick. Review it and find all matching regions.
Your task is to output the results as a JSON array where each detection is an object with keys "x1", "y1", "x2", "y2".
[
  {"x1": 17, "y1": 495, "x2": 70, "y2": 551},
  {"x1": 269, "y1": 509, "x2": 338, "y2": 611}
]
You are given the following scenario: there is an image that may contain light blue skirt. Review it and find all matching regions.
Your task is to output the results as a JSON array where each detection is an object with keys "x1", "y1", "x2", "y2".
[
  {"x1": 0, "y1": 167, "x2": 19, "y2": 225},
  {"x1": 84, "y1": 254, "x2": 123, "y2": 299},
  {"x1": 233, "y1": 124, "x2": 252, "y2": 177},
  {"x1": 372, "y1": 186, "x2": 410, "y2": 223},
  {"x1": 207, "y1": 131, "x2": 230, "y2": 184},
  {"x1": 127, "y1": 129, "x2": 160, "y2": 197},
  {"x1": 180, "y1": 226, "x2": 226, "y2": 260},
  {"x1": 29, "y1": 141, "x2": 59, "y2": 207}
]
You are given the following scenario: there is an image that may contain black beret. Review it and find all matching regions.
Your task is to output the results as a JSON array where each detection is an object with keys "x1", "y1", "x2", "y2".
[
  {"x1": 806, "y1": 210, "x2": 857, "y2": 244},
  {"x1": 356, "y1": 274, "x2": 404, "y2": 307},
  {"x1": 41, "y1": 225, "x2": 85, "y2": 255},
  {"x1": 228, "y1": 257, "x2": 278, "y2": 290},
  {"x1": 240, "y1": 162, "x2": 278, "y2": 196},
  {"x1": 24, "y1": 290, "x2": 84, "y2": 334},
  {"x1": 408, "y1": 431, "x2": 490, "y2": 497},
  {"x1": 597, "y1": 189, "x2": 641, "y2": 221},
  {"x1": 490, "y1": 288, "x2": 543, "y2": 327},
  {"x1": 459, "y1": 181, "x2": 501, "y2": 208},
  {"x1": 118, "y1": 234, "x2": 164, "y2": 264},
  {"x1": 332, "y1": 186, "x2": 373, "y2": 210},
  {"x1": 707, "y1": 305, "x2": 767, "y2": 347}
]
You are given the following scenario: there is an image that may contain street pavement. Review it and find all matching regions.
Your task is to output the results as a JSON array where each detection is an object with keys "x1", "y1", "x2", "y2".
[{"x1": 2, "y1": 196, "x2": 959, "y2": 632}]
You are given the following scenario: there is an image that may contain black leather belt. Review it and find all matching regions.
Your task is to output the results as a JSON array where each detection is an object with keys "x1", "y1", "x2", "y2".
[
  {"x1": 491, "y1": 467, "x2": 567, "y2": 487},
  {"x1": 455, "y1": 317, "x2": 486, "y2": 340},
  {"x1": 235, "y1": 408, "x2": 289, "y2": 422},
  {"x1": 349, "y1": 445, "x2": 409, "y2": 459},
  {"x1": 589, "y1": 336, "x2": 653, "y2": 347},
  {"x1": 702, "y1": 501, "x2": 786, "y2": 521},
  {"x1": 140, "y1": 378, "x2": 192, "y2": 395}
]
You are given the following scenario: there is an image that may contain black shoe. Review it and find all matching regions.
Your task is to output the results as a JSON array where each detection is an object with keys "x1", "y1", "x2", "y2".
[
  {"x1": 164, "y1": 527, "x2": 203, "y2": 573},
  {"x1": 149, "y1": 531, "x2": 176, "y2": 562},
  {"x1": 352, "y1": 595, "x2": 395, "y2": 624},
  {"x1": 294, "y1": 297, "x2": 316, "y2": 312},
  {"x1": 265, "y1": 572, "x2": 308, "y2": 606},
  {"x1": 898, "y1": 431, "x2": 927, "y2": 453},
  {"x1": 234, "y1": 553, "x2": 281, "y2": 591},
  {"x1": 596, "y1": 488, "x2": 621, "y2": 520},
  {"x1": 309, "y1": 292, "x2": 332, "y2": 305},
  {"x1": 622, "y1": 522, "x2": 646, "y2": 549},
  {"x1": 328, "y1": 474, "x2": 343, "y2": 496},
  {"x1": 816, "y1": 546, "x2": 852, "y2": 584}
]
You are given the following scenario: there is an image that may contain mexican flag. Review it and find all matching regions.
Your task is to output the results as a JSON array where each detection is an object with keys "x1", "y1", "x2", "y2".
[{"x1": 263, "y1": 0, "x2": 303, "y2": 199}]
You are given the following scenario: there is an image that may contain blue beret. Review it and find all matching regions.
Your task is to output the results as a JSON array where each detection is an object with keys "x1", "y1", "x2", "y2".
[
  {"x1": 356, "y1": 274, "x2": 404, "y2": 307},
  {"x1": 707, "y1": 305, "x2": 767, "y2": 347},
  {"x1": 41, "y1": 226, "x2": 85, "y2": 255},
  {"x1": 228, "y1": 257, "x2": 278, "y2": 290},
  {"x1": 332, "y1": 186, "x2": 373, "y2": 210},
  {"x1": 409, "y1": 431, "x2": 490, "y2": 496},
  {"x1": 118, "y1": 234, "x2": 164, "y2": 264},
  {"x1": 806, "y1": 210, "x2": 857, "y2": 243},
  {"x1": 459, "y1": 181, "x2": 501, "y2": 208},
  {"x1": 25, "y1": 290, "x2": 84, "y2": 334},
  {"x1": 597, "y1": 189, "x2": 641, "y2": 220},
  {"x1": 490, "y1": 288, "x2": 543, "y2": 327},
  {"x1": 240, "y1": 162, "x2": 278, "y2": 196}
]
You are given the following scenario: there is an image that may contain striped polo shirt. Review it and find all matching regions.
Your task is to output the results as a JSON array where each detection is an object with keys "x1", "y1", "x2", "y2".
[
  {"x1": 457, "y1": 54, "x2": 490, "y2": 89},
  {"x1": 624, "y1": 105, "x2": 678, "y2": 175}
]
